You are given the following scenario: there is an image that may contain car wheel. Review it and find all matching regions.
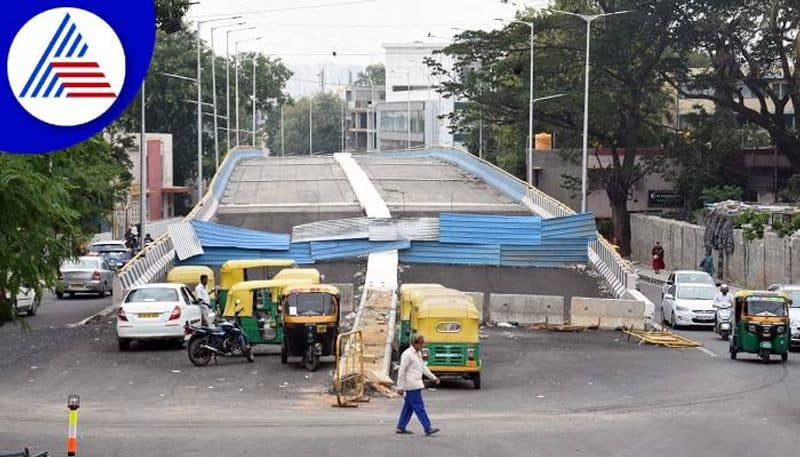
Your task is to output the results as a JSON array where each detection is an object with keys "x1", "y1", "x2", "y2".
[
  {"x1": 118, "y1": 338, "x2": 131, "y2": 351},
  {"x1": 472, "y1": 372, "x2": 481, "y2": 390},
  {"x1": 56, "y1": 291, "x2": 64, "y2": 299},
  {"x1": 26, "y1": 302, "x2": 37, "y2": 316},
  {"x1": 98, "y1": 283, "x2": 107, "y2": 298}
]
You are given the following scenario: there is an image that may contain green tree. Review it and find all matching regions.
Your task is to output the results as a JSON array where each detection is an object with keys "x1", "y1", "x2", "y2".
[
  {"x1": 155, "y1": 0, "x2": 192, "y2": 34},
  {"x1": 354, "y1": 63, "x2": 385, "y2": 87},
  {"x1": 667, "y1": 0, "x2": 800, "y2": 169},
  {"x1": 428, "y1": 0, "x2": 687, "y2": 255},
  {"x1": 275, "y1": 92, "x2": 345, "y2": 155}
]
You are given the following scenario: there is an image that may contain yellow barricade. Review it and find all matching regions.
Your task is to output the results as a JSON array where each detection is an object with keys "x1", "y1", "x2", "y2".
[{"x1": 334, "y1": 330, "x2": 365, "y2": 407}]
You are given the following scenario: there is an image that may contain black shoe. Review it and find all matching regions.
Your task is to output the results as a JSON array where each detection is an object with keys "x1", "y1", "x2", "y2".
[
  {"x1": 396, "y1": 429, "x2": 413, "y2": 435},
  {"x1": 425, "y1": 428, "x2": 440, "y2": 436}
]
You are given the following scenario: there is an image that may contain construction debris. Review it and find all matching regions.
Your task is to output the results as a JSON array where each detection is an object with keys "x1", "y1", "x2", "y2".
[{"x1": 622, "y1": 327, "x2": 702, "y2": 348}]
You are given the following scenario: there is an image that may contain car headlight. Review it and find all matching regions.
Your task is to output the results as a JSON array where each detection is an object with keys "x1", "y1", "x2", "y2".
[
  {"x1": 467, "y1": 348, "x2": 475, "y2": 358},
  {"x1": 676, "y1": 305, "x2": 689, "y2": 312}
]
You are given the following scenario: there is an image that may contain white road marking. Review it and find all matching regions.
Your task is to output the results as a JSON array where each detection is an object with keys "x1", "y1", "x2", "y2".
[{"x1": 697, "y1": 347, "x2": 717, "y2": 358}]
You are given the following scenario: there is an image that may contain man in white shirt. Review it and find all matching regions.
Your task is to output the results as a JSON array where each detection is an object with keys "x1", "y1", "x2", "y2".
[
  {"x1": 194, "y1": 275, "x2": 212, "y2": 325},
  {"x1": 395, "y1": 335, "x2": 440, "y2": 436},
  {"x1": 714, "y1": 284, "x2": 733, "y2": 308}
]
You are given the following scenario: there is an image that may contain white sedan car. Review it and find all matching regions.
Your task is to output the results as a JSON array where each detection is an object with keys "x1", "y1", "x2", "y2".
[
  {"x1": 10, "y1": 287, "x2": 39, "y2": 316},
  {"x1": 662, "y1": 282, "x2": 718, "y2": 328},
  {"x1": 662, "y1": 270, "x2": 716, "y2": 298},
  {"x1": 116, "y1": 283, "x2": 204, "y2": 351}
]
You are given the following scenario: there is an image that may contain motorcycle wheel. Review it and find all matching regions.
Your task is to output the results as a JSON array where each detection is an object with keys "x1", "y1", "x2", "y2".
[
  {"x1": 246, "y1": 345, "x2": 255, "y2": 363},
  {"x1": 721, "y1": 331, "x2": 729, "y2": 341},
  {"x1": 188, "y1": 336, "x2": 212, "y2": 367},
  {"x1": 304, "y1": 347, "x2": 319, "y2": 372}
]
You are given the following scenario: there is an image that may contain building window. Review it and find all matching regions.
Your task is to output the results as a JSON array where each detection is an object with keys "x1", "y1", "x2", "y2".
[{"x1": 392, "y1": 85, "x2": 434, "y2": 92}]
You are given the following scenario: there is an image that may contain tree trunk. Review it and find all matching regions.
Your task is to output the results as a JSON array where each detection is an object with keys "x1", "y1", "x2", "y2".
[{"x1": 609, "y1": 190, "x2": 632, "y2": 257}]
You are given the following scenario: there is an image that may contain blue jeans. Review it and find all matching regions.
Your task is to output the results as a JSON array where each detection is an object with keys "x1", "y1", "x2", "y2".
[{"x1": 396, "y1": 389, "x2": 432, "y2": 432}]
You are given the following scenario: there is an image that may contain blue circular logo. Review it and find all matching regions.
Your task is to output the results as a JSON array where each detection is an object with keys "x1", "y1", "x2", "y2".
[{"x1": 1, "y1": 1, "x2": 155, "y2": 153}]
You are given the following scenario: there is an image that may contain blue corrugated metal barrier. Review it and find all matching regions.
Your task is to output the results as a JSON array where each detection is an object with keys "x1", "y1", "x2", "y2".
[
  {"x1": 310, "y1": 239, "x2": 411, "y2": 261},
  {"x1": 500, "y1": 238, "x2": 590, "y2": 268},
  {"x1": 400, "y1": 241, "x2": 501, "y2": 266},
  {"x1": 439, "y1": 213, "x2": 542, "y2": 245},
  {"x1": 191, "y1": 220, "x2": 290, "y2": 250},
  {"x1": 541, "y1": 213, "x2": 597, "y2": 240}
]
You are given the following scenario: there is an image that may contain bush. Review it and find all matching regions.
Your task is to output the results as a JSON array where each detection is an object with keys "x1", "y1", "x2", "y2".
[{"x1": 699, "y1": 185, "x2": 743, "y2": 204}]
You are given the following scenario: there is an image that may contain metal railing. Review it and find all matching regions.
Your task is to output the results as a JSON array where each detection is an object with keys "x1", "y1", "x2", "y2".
[{"x1": 334, "y1": 330, "x2": 365, "y2": 406}]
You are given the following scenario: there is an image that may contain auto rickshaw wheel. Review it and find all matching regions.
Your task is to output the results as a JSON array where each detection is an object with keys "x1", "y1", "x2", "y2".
[
  {"x1": 729, "y1": 343, "x2": 737, "y2": 360},
  {"x1": 246, "y1": 345, "x2": 255, "y2": 363},
  {"x1": 471, "y1": 373, "x2": 481, "y2": 390},
  {"x1": 781, "y1": 352, "x2": 788, "y2": 362},
  {"x1": 304, "y1": 347, "x2": 319, "y2": 372},
  {"x1": 280, "y1": 342, "x2": 288, "y2": 364}
]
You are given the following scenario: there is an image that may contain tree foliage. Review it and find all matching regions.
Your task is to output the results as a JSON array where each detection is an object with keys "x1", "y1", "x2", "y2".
[
  {"x1": 155, "y1": 0, "x2": 192, "y2": 34},
  {"x1": 667, "y1": 0, "x2": 800, "y2": 168},
  {"x1": 354, "y1": 63, "x2": 385, "y2": 87},
  {"x1": 271, "y1": 92, "x2": 345, "y2": 155}
]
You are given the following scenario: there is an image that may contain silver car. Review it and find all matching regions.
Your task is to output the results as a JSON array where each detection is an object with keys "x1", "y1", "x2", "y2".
[
  {"x1": 56, "y1": 256, "x2": 114, "y2": 298},
  {"x1": 768, "y1": 284, "x2": 800, "y2": 348}
]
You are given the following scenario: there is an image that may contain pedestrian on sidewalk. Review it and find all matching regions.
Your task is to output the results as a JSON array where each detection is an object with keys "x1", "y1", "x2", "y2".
[
  {"x1": 651, "y1": 242, "x2": 666, "y2": 274},
  {"x1": 700, "y1": 249, "x2": 715, "y2": 278},
  {"x1": 395, "y1": 335, "x2": 440, "y2": 437}
]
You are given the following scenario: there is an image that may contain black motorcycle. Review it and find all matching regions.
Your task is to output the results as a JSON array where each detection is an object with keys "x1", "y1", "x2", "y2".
[{"x1": 184, "y1": 318, "x2": 255, "y2": 367}]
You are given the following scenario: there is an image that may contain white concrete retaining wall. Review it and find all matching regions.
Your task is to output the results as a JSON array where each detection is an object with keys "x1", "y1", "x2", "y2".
[
  {"x1": 489, "y1": 294, "x2": 565, "y2": 325},
  {"x1": 463, "y1": 291, "x2": 486, "y2": 323},
  {"x1": 570, "y1": 297, "x2": 646, "y2": 329},
  {"x1": 631, "y1": 213, "x2": 799, "y2": 288}
]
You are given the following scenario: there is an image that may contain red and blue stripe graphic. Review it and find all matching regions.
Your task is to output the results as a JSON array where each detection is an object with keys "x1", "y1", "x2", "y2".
[{"x1": 19, "y1": 13, "x2": 116, "y2": 99}]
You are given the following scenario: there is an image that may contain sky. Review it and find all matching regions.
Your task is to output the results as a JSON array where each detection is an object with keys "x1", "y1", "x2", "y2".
[{"x1": 186, "y1": 0, "x2": 551, "y2": 96}]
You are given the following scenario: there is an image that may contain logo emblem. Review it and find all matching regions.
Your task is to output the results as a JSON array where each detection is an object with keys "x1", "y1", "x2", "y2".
[{"x1": 7, "y1": 7, "x2": 126, "y2": 127}]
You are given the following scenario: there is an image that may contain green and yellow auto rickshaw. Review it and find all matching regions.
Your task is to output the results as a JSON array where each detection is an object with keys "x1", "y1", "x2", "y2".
[
  {"x1": 280, "y1": 284, "x2": 341, "y2": 371},
  {"x1": 730, "y1": 290, "x2": 790, "y2": 363},
  {"x1": 167, "y1": 265, "x2": 216, "y2": 301},
  {"x1": 217, "y1": 259, "x2": 297, "y2": 314},
  {"x1": 223, "y1": 278, "x2": 312, "y2": 347},
  {"x1": 274, "y1": 268, "x2": 322, "y2": 283},
  {"x1": 399, "y1": 287, "x2": 474, "y2": 351},
  {"x1": 413, "y1": 296, "x2": 482, "y2": 389},
  {"x1": 397, "y1": 284, "x2": 445, "y2": 348}
]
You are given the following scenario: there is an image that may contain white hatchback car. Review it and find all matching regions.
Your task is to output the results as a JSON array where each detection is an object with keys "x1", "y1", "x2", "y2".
[
  {"x1": 662, "y1": 282, "x2": 718, "y2": 328},
  {"x1": 662, "y1": 270, "x2": 716, "y2": 298},
  {"x1": 116, "y1": 283, "x2": 204, "y2": 351}
]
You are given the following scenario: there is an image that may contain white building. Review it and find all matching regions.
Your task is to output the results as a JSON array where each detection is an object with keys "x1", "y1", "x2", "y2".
[{"x1": 378, "y1": 42, "x2": 461, "y2": 151}]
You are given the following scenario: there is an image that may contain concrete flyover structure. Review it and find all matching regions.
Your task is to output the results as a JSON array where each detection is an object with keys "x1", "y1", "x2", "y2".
[{"x1": 115, "y1": 146, "x2": 649, "y2": 382}]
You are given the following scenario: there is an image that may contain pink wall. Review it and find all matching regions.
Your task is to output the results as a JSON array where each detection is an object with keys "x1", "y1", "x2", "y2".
[{"x1": 147, "y1": 139, "x2": 163, "y2": 220}]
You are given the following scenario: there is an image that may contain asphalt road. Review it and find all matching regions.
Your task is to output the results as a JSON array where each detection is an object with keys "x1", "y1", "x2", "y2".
[
  {"x1": 5, "y1": 290, "x2": 112, "y2": 330},
  {"x1": 1, "y1": 312, "x2": 798, "y2": 456}
]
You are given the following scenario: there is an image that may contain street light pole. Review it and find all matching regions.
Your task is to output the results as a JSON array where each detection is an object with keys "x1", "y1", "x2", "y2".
[
  {"x1": 309, "y1": 94, "x2": 313, "y2": 154},
  {"x1": 552, "y1": 9, "x2": 632, "y2": 212},
  {"x1": 281, "y1": 103, "x2": 285, "y2": 155},
  {"x1": 252, "y1": 54, "x2": 257, "y2": 147},
  {"x1": 210, "y1": 22, "x2": 245, "y2": 170},
  {"x1": 226, "y1": 27, "x2": 255, "y2": 153},
  {"x1": 234, "y1": 36, "x2": 262, "y2": 148},
  {"x1": 140, "y1": 82, "x2": 147, "y2": 246}
]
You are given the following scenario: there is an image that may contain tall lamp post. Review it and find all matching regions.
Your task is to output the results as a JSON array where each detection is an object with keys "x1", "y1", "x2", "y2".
[
  {"x1": 225, "y1": 27, "x2": 256, "y2": 152},
  {"x1": 196, "y1": 16, "x2": 241, "y2": 202},
  {"x1": 495, "y1": 18, "x2": 534, "y2": 185},
  {"x1": 528, "y1": 93, "x2": 566, "y2": 185},
  {"x1": 210, "y1": 21, "x2": 246, "y2": 170},
  {"x1": 234, "y1": 36, "x2": 262, "y2": 147},
  {"x1": 552, "y1": 9, "x2": 632, "y2": 212}
]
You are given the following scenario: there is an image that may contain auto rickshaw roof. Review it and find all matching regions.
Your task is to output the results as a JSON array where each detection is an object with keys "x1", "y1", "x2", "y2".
[
  {"x1": 220, "y1": 259, "x2": 297, "y2": 273},
  {"x1": 416, "y1": 298, "x2": 479, "y2": 319},
  {"x1": 734, "y1": 290, "x2": 789, "y2": 300},
  {"x1": 273, "y1": 268, "x2": 320, "y2": 281},
  {"x1": 399, "y1": 283, "x2": 445, "y2": 293},
  {"x1": 406, "y1": 288, "x2": 466, "y2": 300},
  {"x1": 282, "y1": 284, "x2": 341, "y2": 296},
  {"x1": 167, "y1": 265, "x2": 214, "y2": 280},
  {"x1": 229, "y1": 278, "x2": 313, "y2": 293}
]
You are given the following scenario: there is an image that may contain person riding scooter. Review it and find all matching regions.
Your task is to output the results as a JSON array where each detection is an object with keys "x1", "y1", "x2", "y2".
[{"x1": 714, "y1": 284, "x2": 734, "y2": 340}]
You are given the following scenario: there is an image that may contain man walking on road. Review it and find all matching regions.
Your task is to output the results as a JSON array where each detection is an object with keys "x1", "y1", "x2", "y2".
[{"x1": 395, "y1": 335, "x2": 440, "y2": 436}]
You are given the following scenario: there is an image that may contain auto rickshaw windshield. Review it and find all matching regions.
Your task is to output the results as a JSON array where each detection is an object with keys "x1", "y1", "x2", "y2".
[
  {"x1": 286, "y1": 293, "x2": 335, "y2": 316},
  {"x1": 746, "y1": 297, "x2": 788, "y2": 317}
]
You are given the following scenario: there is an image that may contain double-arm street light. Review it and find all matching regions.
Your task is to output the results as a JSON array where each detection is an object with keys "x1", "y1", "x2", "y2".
[
  {"x1": 225, "y1": 27, "x2": 256, "y2": 150},
  {"x1": 234, "y1": 37, "x2": 262, "y2": 147},
  {"x1": 209, "y1": 21, "x2": 246, "y2": 169},
  {"x1": 196, "y1": 16, "x2": 241, "y2": 201},
  {"x1": 495, "y1": 18, "x2": 535, "y2": 185},
  {"x1": 552, "y1": 9, "x2": 632, "y2": 212}
]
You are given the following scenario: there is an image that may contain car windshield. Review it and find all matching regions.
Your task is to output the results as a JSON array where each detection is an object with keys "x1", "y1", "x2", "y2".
[
  {"x1": 285, "y1": 292, "x2": 335, "y2": 317},
  {"x1": 91, "y1": 244, "x2": 126, "y2": 253},
  {"x1": 676, "y1": 273, "x2": 713, "y2": 284},
  {"x1": 676, "y1": 285, "x2": 716, "y2": 300},
  {"x1": 125, "y1": 288, "x2": 178, "y2": 303},
  {"x1": 62, "y1": 258, "x2": 99, "y2": 269},
  {"x1": 746, "y1": 297, "x2": 787, "y2": 317},
  {"x1": 102, "y1": 251, "x2": 130, "y2": 260}
]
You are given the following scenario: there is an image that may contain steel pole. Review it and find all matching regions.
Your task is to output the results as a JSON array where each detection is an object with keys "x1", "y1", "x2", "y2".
[
  {"x1": 406, "y1": 72, "x2": 410, "y2": 150},
  {"x1": 226, "y1": 33, "x2": 231, "y2": 154},
  {"x1": 309, "y1": 94, "x2": 313, "y2": 154},
  {"x1": 140, "y1": 82, "x2": 147, "y2": 246},
  {"x1": 196, "y1": 22, "x2": 203, "y2": 201},
  {"x1": 527, "y1": 24, "x2": 534, "y2": 186},
  {"x1": 281, "y1": 103, "x2": 285, "y2": 155},
  {"x1": 210, "y1": 31, "x2": 219, "y2": 170},
  {"x1": 235, "y1": 42, "x2": 240, "y2": 147},
  {"x1": 580, "y1": 19, "x2": 591, "y2": 213},
  {"x1": 252, "y1": 55, "x2": 256, "y2": 147}
]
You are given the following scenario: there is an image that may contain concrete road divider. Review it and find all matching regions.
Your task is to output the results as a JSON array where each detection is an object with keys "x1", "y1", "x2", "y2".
[
  {"x1": 570, "y1": 297, "x2": 646, "y2": 329},
  {"x1": 463, "y1": 291, "x2": 486, "y2": 323},
  {"x1": 489, "y1": 294, "x2": 565, "y2": 325}
]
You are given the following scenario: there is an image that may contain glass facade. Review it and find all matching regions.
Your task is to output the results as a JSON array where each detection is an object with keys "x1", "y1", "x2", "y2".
[{"x1": 380, "y1": 110, "x2": 425, "y2": 133}]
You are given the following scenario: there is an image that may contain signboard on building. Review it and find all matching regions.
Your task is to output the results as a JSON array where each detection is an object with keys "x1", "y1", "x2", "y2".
[{"x1": 648, "y1": 190, "x2": 684, "y2": 208}]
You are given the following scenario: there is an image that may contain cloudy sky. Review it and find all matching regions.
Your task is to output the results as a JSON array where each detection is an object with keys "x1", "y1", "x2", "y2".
[{"x1": 187, "y1": 0, "x2": 551, "y2": 95}]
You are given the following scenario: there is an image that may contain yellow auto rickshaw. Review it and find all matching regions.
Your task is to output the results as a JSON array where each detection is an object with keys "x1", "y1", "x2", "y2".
[
  {"x1": 730, "y1": 290, "x2": 790, "y2": 363},
  {"x1": 167, "y1": 265, "x2": 216, "y2": 306},
  {"x1": 218, "y1": 259, "x2": 297, "y2": 313},
  {"x1": 397, "y1": 284, "x2": 446, "y2": 348},
  {"x1": 399, "y1": 286, "x2": 472, "y2": 350},
  {"x1": 274, "y1": 268, "x2": 322, "y2": 283},
  {"x1": 280, "y1": 284, "x2": 341, "y2": 371},
  {"x1": 413, "y1": 296, "x2": 482, "y2": 389},
  {"x1": 224, "y1": 278, "x2": 314, "y2": 347}
]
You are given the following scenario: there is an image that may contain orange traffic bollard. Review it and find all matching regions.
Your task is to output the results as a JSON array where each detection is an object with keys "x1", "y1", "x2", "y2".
[{"x1": 67, "y1": 394, "x2": 79, "y2": 456}]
